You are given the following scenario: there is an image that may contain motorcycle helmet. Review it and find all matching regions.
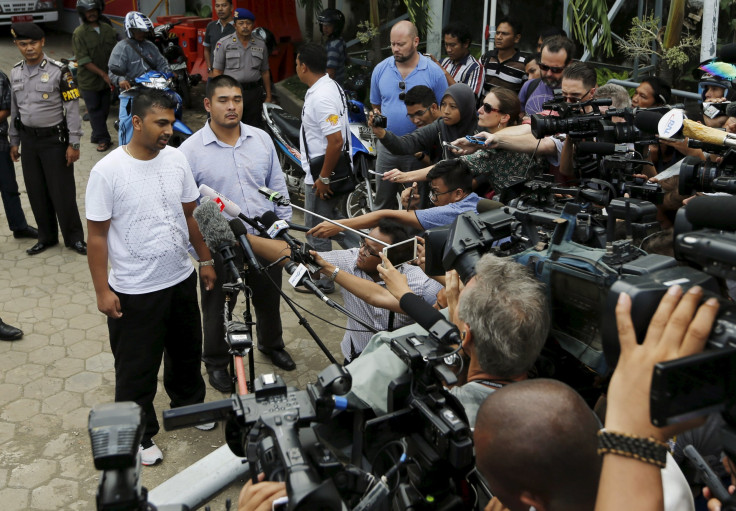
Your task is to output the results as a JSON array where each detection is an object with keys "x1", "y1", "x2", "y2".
[
  {"x1": 698, "y1": 72, "x2": 736, "y2": 102},
  {"x1": 76, "y1": 0, "x2": 98, "y2": 13},
  {"x1": 124, "y1": 11, "x2": 153, "y2": 38},
  {"x1": 253, "y1": 27, "x2": 276, "y2": 56},
  {"x1": 317, "y1": 8, "x2": 345, "y2": 37}
]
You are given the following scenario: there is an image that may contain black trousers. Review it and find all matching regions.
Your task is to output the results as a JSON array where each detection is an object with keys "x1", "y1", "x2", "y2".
[
  {"x1": 81, "y1": 88, "x2": 112, "y2": 144},
  {"x1": 240, "y1": 85, "x2": 264, "y2": 129},
  {"x1": 108, "y1": 271, "x2": 206, "y2": 444},
  {"x1": 0, "y1": 148, "x2": 28, "y2": 231},
  {"x1": 19, "y1": 132, "x2": 84, "y2": 246},
  {"x1": 200, "y1": 248, "x2": 284, "y2": 371}
]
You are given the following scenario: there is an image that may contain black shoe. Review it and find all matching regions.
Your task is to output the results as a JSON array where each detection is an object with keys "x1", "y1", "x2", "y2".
[
  {"x1": 208, "y1": 368, "x2": 232, "y2": 392},
  {"x1": 13, "y1": 226, "x2": 38, "y2": 239},
  {"x1": 0, "y1": 320, "x2": 23, "y2": 341},
  {"x1": 70, "y1": 241, "x2": 87, "y2": 255},
  {"x1": 259, "y1": 347, "x2": 296, "y2": 371},
  {"x1": 26, "y1": 241, "x2": 58, "y2": 255}
]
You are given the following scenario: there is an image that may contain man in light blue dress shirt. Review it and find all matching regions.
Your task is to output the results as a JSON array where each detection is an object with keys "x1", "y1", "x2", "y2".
[{"x1": 179, "y1": 75, "x2": 296, "y2": 389}]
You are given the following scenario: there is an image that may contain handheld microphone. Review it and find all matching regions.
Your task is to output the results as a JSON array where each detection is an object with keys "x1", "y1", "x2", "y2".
[
  {"x1": 634, "y1": 110, "x2": 664, "y2": 134},
  {"x1": 193, "y1": 198, "x2": 243, "y2": 286},
  {"x1": 685, "y1": 195, "x2": 736, "y2": 231},
  {"x1": 726, "y1": 101, "x2": 736, "y2": 118},
  {"x1": 258, "y1": 186, "x2": 291, "y2": 207},
  {"x1": 260, "y1": 210, "x2": 320, "y2": 273},
  {"x1": 398, "y1": 293, "x2": 462, "y2": 346},
  {"x1": 682, "y1": 119, "x2": 736, "y2": 149},
  {"x1": 228, "y1": 219, "x2": 263, "y2": 272},
  {"x1": 198, "y1": 184, "x2": 271, "y2": 237}
]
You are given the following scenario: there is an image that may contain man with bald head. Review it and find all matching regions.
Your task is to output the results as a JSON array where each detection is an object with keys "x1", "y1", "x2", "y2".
[
  {"x1": 475, "y1": 379, "x2": 601, "y2": 511},
  {"x1": 370, "y1": 20, "x2": 447, "y2": 209}
]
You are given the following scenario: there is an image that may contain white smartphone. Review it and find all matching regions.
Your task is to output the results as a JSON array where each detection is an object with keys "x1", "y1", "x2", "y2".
[{"x1": 382, "y1": 238, "x2": 417, "y2": 267}]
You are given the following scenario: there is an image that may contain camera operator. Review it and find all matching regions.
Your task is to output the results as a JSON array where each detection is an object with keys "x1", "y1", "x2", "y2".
[
  {"x1": 556, "y1": 62, "x2": 597, "y2": 178},
  {"x1": 243, "y1": 219, "x2": 442, "y2": 362},
  {"x1": 308, "y1": 159, "x2": 481, "y2": 238},
  {"x1": 345, "y1": 253, "x2": 549, "y2": 427},
  {"x1": 473, "y1": 286, "x2": 717, "y2": 511}
]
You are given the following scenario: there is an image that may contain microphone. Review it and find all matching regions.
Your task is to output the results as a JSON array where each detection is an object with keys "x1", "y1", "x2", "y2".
[
  {"x1": 199, "y1": 184, "x2": 272, "y2": 237},
  {"x1": 193, "y1": 198, "x2": 242, "y2": 286},
  {"x1": 259, "y1": 210, "x2": 320, "y2": 273},
  {"x1": 726, "y1": 101, "x2": 736, "y2": 118},
  {"x1": 685, "y1": 195, "x2": 736, "y2": 231},
  {"x1": 576, "y1": 141, "x2": 630, "y2": 156},
  {"x1": 634, "y1": 110, "x2": 663, "y2": 134},
  {"x1": 258, "y1": 186, "x2": 291, "y2": 207},
  {"x1": 228, "y1": 219, "x2": 263, "y2": 272},
  {"x1": 398, "y1": 293, "x2": 462, "y2": 346},
  {"x1": 682, "y1": 119, "x2": 736, "y2": 149}
]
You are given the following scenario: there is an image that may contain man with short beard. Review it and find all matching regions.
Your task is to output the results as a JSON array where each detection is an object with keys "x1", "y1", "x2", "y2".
[
  {"x1": 179, "y1": 75, "x2": 295, "y2": 384},
  {"x1": 370, "y1": 20, "x2": 446, "y2": 210},
  {"x1": 203, "y1": 0, "x2": 234, "y2": 76},
  {"x1": 86, "y1": 88, "x2": 216, "y2": 466},
  {"x1": 518, "y1": 35, "x2": 575, "y2": 117}
]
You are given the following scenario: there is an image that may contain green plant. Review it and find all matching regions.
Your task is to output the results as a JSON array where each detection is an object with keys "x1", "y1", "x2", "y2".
[
  {"x1": 617, "y1": 15, "x2": 700, "y2": 70},
  {"x1": 566, "y1": 0, "x2": 614, "y2": 57},
  {"x1": 356, "y1": 20, "x2": 379, "y2": 44},
  {"x1": 595, "y1": 67, "x2": 630, "y2": 88}
]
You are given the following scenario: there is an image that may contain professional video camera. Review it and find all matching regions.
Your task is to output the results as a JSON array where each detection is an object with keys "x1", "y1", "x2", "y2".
[
  {"x1": 679, "y1": 152, "x2": 736, "y2": 195},
  {"x1": 530, "y1": 97, "x2": 612, "y2": 139},
  {"x1": 423, "y1": 195, "x2": 736, "y2": 380}
]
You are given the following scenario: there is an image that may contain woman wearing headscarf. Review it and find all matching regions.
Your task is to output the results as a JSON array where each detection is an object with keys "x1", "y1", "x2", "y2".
[{"x1": 371, "y1": 83, "x2": 478, "y2": 163}]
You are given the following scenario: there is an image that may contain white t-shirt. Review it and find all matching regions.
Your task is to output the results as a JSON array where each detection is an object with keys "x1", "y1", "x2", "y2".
[
  {"x1": 299, "y1": 74, "x2": 350, "y2": 185},
  {"x1": 85, "y1": 146, "x2": 199, "y2": 294}
]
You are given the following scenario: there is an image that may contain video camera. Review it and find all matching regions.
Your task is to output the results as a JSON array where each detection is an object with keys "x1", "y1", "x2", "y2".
[{"x1": 679, "y1": 152, "x2": 736, "y2": 196}]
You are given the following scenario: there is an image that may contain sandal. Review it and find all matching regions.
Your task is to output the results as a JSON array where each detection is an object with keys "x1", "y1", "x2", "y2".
[{"x1": 97, "y1": 141, "x2": 112, "y2": 152}]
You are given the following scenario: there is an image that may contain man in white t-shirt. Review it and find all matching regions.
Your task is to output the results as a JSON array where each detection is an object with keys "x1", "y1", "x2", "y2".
[
  {"x1": 297, "y1": 42, "x2": 359, "y2": 294},
  {"x1": 85, "y1": 89, "x2": 216, "y2": 466}
]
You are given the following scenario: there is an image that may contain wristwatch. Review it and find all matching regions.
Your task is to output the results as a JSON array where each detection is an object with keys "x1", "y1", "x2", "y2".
[
  {"x1": 319, "y1": 176, "x2": 331, "y2": 185},
  {"x1": 199, "y1": 259, "x2": 215, "y2": 267},
  {"x1": 328, "y1": 267, "x2": 340, "y2": 282},
  {"x1": 70, "y1": 143, "x2": 80, "y2": 150}
]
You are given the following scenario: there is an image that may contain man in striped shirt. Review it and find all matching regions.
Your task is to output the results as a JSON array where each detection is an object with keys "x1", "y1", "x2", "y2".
[
  {"x1": 429, "y1": 22, "x2": 483, "y2": 100},
  {"x1": 480, "y1": 17, "x2": 527, "y2": 94}
]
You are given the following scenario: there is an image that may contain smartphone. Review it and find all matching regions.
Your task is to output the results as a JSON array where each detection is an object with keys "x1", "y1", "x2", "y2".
[
  {"x1": 442, "y1": 141, "x2": 463, "y2": 152},
  {"x1": 465, "y1": 135, "x2": 487, "y2": 145},
  {"x1": 382, "y1": 238, "x2": 417, "y2": 267}
]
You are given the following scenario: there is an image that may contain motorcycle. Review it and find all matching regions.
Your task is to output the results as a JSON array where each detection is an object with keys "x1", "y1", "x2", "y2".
[
  {"x1": 262, "y1": 91, "x2": 379, "y2": 218},
  {"x1": 114, "y1": 71, "x2": 193, "y2": 148},
  {"x1": 152, "y1": 21, "x2": 202, "y2": 109}
]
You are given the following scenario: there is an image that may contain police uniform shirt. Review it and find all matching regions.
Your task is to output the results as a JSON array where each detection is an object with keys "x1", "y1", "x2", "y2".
[
  {"x1": 8, "y1": 55, "x2": 82, "y2": 146},
  {"x1": 212, "y1": 34, "x2": 268, "y2": 84}
]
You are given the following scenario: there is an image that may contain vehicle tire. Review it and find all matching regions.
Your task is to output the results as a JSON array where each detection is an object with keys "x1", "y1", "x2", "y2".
[{"x1": 345, "y1": 153, "x2": 375, "y2": 218}]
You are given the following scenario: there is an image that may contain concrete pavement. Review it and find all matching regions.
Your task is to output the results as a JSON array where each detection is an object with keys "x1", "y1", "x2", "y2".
[{"x1": 0, "y1": 29, "x2": 348, "y2": 510}]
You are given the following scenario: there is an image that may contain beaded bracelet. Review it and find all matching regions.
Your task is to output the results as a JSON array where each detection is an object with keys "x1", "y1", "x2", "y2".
[{"x1": 597, "y1": 430, "x2": 668, "y2": 468}]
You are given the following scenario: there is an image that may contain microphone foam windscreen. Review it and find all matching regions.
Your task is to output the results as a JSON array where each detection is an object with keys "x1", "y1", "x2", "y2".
[
  {"x1": 193, "y1": 198, "x2": 236, "y2": 250},
  {"x1": 634, "y1": 110, "x2": 664, "y2": 133},
  {"x1": 685, "y1": 195, "x2": 736, "y2": 231}
]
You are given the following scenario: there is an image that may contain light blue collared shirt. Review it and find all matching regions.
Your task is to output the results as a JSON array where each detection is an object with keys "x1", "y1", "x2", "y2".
[{"x1": 179, "y1": 121, "x2": 292, "y2": 235}]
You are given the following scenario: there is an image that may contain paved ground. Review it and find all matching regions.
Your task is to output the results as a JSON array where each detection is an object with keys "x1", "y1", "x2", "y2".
[{"x1": 0, "y1": 30, "x2": 348, "y2": 510}]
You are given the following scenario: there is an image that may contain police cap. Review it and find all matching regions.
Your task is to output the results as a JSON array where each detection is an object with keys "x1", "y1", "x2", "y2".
[
  {"x1": 233, "y1": 8, "x2": 255, "y2": 21},
  {"x1": 11, "y1": 22, "x2": 45, "y2": 41}
]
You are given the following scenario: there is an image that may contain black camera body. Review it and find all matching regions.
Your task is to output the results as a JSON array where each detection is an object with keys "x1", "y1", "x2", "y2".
[
  {"x1": 679, "y1": 153, "x2": 736, "y2": 196},
  {"x1": 372, "y1": 113, "x2": 387, "y2": 129}
]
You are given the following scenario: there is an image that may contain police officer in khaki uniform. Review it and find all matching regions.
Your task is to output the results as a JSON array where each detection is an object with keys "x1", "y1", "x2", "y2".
[
  {"x1": 212, "y1": 8, "x2": 271, "y2": 127},
  {"x1": 9, "y1": 23, "x2": 86, "y2": 256}
]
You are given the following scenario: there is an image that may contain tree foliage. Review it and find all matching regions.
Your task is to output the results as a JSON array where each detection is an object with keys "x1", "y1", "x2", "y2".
[
  {"x1": 617, "y1": 15, "x2": 700, "y2": 70},
  {"x1": 566, "y1": 0, "x2": 614, "y2": 57}
]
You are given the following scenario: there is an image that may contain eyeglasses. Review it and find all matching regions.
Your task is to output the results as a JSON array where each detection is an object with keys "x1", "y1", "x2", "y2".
[
  {"x1": 406, "y1": 106, "x2": 431, "y2": 119},
  {"x1": 359, "y1": 240, "x2": 381, "y2": 258},
  {"x1": 562, "y1": 88, "x2": 592, "y2": 103},
  {"x1": 398, "y1": 81, "x2": 406, "y2": 101},
  {"x1": 538, "y1": 63, "x2": 565, "y2": 74},
  {"x1": 429, "y1": 188, "x2": 454, "y2": 203},
  {"x1": 481, "y1": 102, "x2": 502, "y2": 114}
]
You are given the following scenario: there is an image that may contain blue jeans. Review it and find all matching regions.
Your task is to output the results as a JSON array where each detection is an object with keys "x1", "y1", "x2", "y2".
[
  {"x1": 118, "y1": 94, "x2": 133, "y2": 146},
  {"x1": 304, "y1": 183, "x2": 360, "y2": 252}
]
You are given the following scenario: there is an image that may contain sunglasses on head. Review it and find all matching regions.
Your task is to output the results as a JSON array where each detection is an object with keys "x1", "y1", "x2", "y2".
[
  {"x1": 538, "y1": 63, "x2": 565, "y2": 74},
  {"x1": 481, "y1": 103, "x2": 502, "y2": 114},
  {"x1": 399, "y1": 81, "x2": 406, "y2": 101}
]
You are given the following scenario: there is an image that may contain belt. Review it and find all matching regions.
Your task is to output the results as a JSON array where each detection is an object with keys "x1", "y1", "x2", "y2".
[
  {"x1": 19, "y1": 122, "x2": 66, "y2": 138},
  {"x1": 241, "y1": 79, "x2": 264, "y2": 91}
]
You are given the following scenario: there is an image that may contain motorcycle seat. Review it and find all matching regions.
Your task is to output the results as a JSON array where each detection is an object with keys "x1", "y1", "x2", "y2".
[{"x1": 271, "y1": 109, "x2": 301, "y2": 145}]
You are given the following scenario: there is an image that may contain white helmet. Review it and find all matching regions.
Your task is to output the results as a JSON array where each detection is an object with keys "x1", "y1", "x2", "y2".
[{"x1": 124, "y1": 11, "x2": 153, "y2": 38}]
